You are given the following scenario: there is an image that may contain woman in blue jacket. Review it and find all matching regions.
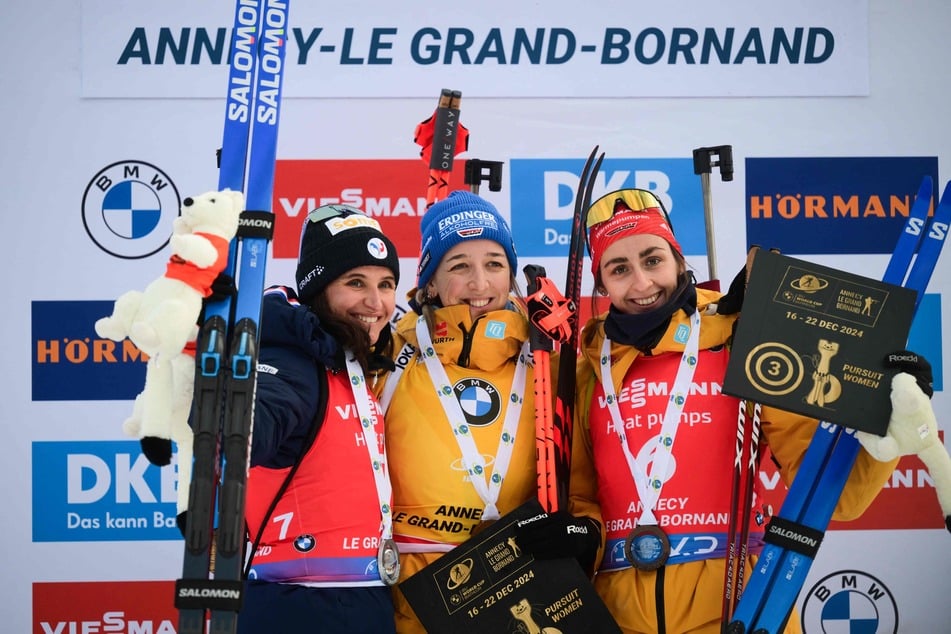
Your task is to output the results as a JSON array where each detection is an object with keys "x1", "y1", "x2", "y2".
[{"x1": 237, "y1": 205, "x2": 401, "y2": 634}]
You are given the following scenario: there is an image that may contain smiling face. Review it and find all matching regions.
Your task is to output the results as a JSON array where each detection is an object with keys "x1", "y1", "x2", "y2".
[
  {"x1": 597, "y1": 233, "x2": 684, "y2": 315},
  {"x1": 324, "y1": 265, "x2": 397, "y2": 344},
  {"x1": 426, "y1": 239, "x2": 512, "y2": 319}
]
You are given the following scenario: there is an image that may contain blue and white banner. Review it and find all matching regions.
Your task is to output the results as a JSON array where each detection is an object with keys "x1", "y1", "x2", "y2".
[
  {"x1": 510, "y1": 157, "x2": 707, "y2": 258},
  {"x1": 33, "y1": 441, "x2": 182, "y2": 542},
  {"x1": 80, "y1": 0, "x2": 870, "y2": 98}
]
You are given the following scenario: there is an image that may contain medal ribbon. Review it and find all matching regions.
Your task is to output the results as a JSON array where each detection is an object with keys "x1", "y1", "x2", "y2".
[
  {"x1": 416, "y1": 315, "x2": 529, "y2": 521},
  {"x1": 344, "y1": 353, "x2": 394, "y2": 542},
  {"x1": 599, "y1": 309, "x2": 701, "y2": 525}
]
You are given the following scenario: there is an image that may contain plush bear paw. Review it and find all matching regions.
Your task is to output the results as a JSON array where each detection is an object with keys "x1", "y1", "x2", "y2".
[{"x1": 140, "y1": 436, "x2": 173, "y2": 466}]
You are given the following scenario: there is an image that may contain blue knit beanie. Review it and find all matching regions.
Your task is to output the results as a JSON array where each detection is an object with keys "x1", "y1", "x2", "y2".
[{"x1": 416, "y1": 190, "x2": 518, "y2": 289}]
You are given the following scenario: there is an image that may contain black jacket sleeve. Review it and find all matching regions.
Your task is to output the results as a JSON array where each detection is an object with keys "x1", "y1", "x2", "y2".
[{"x1": 249, "y1": 287, "x2": 338, "y2": 469}]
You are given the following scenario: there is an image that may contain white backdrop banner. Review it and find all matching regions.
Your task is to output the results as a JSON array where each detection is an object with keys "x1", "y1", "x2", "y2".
[
  {"x1": 8, "y1": 1, "x2": 951, "y2": 632},
  {"x1": 80, "y1": 0, "x2": 870, "y2": 98}
]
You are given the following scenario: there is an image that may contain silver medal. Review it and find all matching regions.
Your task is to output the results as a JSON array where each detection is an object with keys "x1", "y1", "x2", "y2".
[{"x1": 377, "y1": 538, "x2": 401, "y2": 585}]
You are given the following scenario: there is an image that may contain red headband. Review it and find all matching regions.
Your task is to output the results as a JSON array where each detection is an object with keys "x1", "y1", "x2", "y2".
[{"x1": 588, "y1": 206, "x2": 682, "y2": 276}]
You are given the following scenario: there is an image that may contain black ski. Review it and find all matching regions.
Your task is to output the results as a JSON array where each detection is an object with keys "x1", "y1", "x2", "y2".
[
  {"x1": 175, "y1": 2, "x2": 289, "y2": 633},
  {"x1": 551, "y1": 146, "x2": 603, "y2": 509}
]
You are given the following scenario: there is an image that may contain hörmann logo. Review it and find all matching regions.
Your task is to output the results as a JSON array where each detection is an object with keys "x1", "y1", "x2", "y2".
[
  {"x1": 32, "y1": 300, "x2": 147, "y2": 401},
  {"x1": 745, "y1": 157, "x2": 939, "y2": 255},
  {"x1": 82, "y1": 160, "x2": 180, "y2": 259}
]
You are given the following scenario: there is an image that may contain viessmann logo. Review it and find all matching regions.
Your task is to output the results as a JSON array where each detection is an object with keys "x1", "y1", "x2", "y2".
[
  {"x1": 82, "y1": 160, "x2": 181, "y2": 259},
  {"x1": 34, "y1": 581, "x2": 177, "y2": 633},
  {"x1": 272, "y1": 158, "x2": 467, "y2": 260}
]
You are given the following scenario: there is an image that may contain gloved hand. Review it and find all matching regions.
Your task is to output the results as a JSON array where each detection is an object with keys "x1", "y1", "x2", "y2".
[
  {"x1": 884, "y1": 349, "x2": 933, "y2": 398},
  {"x1": 716, "y1": 246, "x2": 776, "y2": 315},
  {"x1": 856, "y1": 371, "x2": 951, "y2": 534},
  {"x1": 206, "y1": 272, "x2": 236, "y2": 303},
  {"x1": 525, "y1": 276, "x2": 575, "y2": 344},
  {"x1": 715, "y1": 260, "x2": 749, "y2": 315},
  {"x1": 514, "y1": 511, "x2": 601, "y2": 573}
]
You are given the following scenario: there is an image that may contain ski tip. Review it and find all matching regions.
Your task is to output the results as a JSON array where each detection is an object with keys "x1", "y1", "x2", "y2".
[{"x1": 940, "y1": 179, "x2": 951, "y2": 204}]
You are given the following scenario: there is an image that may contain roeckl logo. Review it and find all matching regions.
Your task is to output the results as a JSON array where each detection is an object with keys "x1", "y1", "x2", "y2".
[{"x1": 516, "y1": 513, "x2": 549, "y2": 528}]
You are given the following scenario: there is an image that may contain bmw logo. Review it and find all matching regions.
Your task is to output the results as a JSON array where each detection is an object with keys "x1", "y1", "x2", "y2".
[{"x1": 82, "y1": 160, "x2": 180, "y2": 259}]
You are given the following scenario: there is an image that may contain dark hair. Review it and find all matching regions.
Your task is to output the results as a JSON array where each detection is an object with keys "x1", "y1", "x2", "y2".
[{"x1": 310, "y1": 293, "x2": 393, "y2": 372}]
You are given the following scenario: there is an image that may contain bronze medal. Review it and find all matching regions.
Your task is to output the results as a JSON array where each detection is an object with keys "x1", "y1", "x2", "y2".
[
  {"x1": 377, "y1": 538, "x2": 401, "y2": 585},
  {"x1": 623, "y1": 524, "x2": 670, "y2": 571}
]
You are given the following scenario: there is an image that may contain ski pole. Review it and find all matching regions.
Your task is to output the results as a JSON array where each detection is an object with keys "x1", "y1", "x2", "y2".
[
  {"x1": 692, "y1": 145, "x2": 734, "y2": 290},
  {"x1": 524, "y1": 265, "x2": 559, "y2": 512},
  {"x1": 413, "y1": 88, "x2": 469, "y2": 207}
]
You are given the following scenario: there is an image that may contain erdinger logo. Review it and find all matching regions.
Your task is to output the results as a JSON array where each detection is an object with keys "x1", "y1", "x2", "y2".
[
  {"x1": 801, "y1": 570, "x2": 898, "y2": 633},
  {"x1": 454, "y1": 378, "x2": 502, "y2": 427},
  {"x1": 82, "y1": 160, "x2": 180, "y2": 259}
]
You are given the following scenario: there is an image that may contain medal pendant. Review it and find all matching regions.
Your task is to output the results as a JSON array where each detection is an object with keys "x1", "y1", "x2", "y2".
[
  {"x1": 469, "y1": 519, "x2": 497, "y2": 537},
  {"x1": 623, "y1": 524, "x2": 670, "y2": 571},
  {"x1": 377, "y1": 538, "x2": 401, "y2": 585}
]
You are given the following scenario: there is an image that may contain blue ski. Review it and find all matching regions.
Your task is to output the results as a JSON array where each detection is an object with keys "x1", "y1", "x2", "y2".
[
  {"x1": 728, "y1": 175, "x2": 948, "y2": 634},
  {"x1": 175, "y1": 2, "x2": 289, "y2": 633}
]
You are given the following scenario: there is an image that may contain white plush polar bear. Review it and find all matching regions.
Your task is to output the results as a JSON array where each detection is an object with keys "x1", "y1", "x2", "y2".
[
  {"x1": 856, "y1": 372, "x2": 951, "y2": 533},
  {"x1": 95, "y1": 189, "x2": 244, "y2": 522},
  {"x1": 126, "y1": 348, "x2": 196, "y2": 521},
  {"x1": 95, "y1": 189, "x2": 244, "y2": 359}
]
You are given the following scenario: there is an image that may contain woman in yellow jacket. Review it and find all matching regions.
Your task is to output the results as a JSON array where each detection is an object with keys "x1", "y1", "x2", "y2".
[
  {"x1": 377, "y1": 191, "x2": 568, "y2": 633},
  {"x1": 562, "y1": 188, "x2": 906, "y2": 634}
]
